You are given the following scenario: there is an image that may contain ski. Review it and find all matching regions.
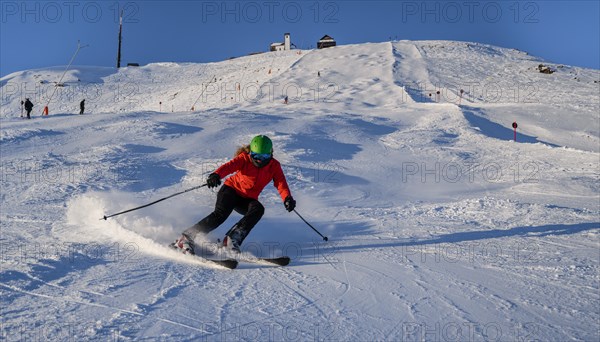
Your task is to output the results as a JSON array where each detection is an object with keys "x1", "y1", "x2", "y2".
[
  {"x1": 226, "y1": 252, "x2": 291, "y2": 267},
  {"x1": 168, "y1": 243, "x2": 238, "y2": 269},
  {"x1": 251, "y1": 256, "x2": 291, "y2": 266},
  {"x1": 204, "y1": 258, "x2": 239, "y2": 269},
  {"x1": 213, "y1": 240, "x2": 291, "y2": 266}
]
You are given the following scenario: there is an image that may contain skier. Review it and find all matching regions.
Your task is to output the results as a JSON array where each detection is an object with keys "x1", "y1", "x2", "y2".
[
  {"x1": 173, "y1": 135, "x2": 296, "y2": 254},
  {"x1": 24, "y1": 98, "x2": 33, "y2": 119},
  {"x1": 79, "y1": 99, "x2": 85, "y2": 114},
  {"x1": 284, "y1": 95, "x2": 288, "y2": 105},
  {"x1": 20, "y1": 100, "x2": 24, "y2": 117}
]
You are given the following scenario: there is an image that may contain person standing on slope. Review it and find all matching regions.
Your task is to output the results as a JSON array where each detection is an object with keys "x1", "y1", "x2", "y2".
[
  {"x1": 173, "y1": 135, "x2": 296, "y2": 254},
  {"x1": 24, "y1": 98, "x2": 33, "y2": 119}
]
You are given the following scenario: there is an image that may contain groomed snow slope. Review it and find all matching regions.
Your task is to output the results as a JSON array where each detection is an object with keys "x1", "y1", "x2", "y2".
[{"x1": 1, "y1": 40, "x2": 599, "y2": 341}]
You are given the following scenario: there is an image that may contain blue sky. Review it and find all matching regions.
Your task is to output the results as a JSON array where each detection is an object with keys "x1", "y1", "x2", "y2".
[{"x1": 1, "y1": 1, "x2": 599, "y2": 77}]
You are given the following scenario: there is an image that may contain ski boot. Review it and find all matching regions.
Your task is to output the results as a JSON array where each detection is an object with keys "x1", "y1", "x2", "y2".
[
  {"x1": 173, "y1": 234, "x2": 195, "y2": 255},
  {"x1": 222, "y1": 229, "x2": 243, "y2": 253}
]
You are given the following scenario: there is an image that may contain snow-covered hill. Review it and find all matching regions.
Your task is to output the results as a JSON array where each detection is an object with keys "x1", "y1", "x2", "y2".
[{"x1": 1, "y1": 40, "x2": 599, "y2": 341}]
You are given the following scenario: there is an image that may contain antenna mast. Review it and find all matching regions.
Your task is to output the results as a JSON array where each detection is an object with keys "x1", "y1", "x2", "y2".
[{"x1": 117, "y1": 10, "x2": 123, "y2": 68}]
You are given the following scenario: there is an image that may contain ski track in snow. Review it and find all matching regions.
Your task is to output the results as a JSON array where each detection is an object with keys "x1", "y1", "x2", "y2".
[{"x1": 1, "y1": 41, "x2": 599, "y2": 341}]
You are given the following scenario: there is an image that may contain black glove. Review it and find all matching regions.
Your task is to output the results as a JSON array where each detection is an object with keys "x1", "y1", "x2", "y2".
[
  {"x1": 206, "y1": 173, "x2": 221, "y2": 188},
  {"x1": 284, "y1": 196, "x2": 296, "y2": 212}
]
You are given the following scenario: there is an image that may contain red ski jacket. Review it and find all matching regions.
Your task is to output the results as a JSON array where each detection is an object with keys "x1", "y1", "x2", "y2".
[{"x1": 214, "y1": 153, "x2": 292, "y2": 201}]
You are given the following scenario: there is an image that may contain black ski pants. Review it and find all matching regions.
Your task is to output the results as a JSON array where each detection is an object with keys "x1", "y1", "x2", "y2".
[{"x1": 183, "y1": 185, "x2": 264, "y2": 243}]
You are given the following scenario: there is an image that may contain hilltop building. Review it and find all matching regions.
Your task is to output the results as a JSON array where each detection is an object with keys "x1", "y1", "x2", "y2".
[
  {"x1": 270, "y1": 33, "x2": 291, "y2": 51},
  {"x1": 317, "y1": 35, "x2": 336, "y2": 49}
]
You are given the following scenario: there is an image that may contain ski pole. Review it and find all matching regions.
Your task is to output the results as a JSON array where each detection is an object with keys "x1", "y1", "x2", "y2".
[
  {"x1": 293, "y1": 209, "x2": 328, "y2": 241},
  {"x1": 100, "y1": 184, "x2": 207, "y2": 220}
]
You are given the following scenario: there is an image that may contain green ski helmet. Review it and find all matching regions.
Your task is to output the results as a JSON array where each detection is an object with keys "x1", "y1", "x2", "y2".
[{"x1": 250, "y1": 135, "x2": 273, "y2": 155}]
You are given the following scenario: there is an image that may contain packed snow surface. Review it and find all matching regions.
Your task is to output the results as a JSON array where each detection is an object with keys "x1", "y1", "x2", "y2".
[{"x1": 1, "y1": 41, "x2": 599, "y2": 341}]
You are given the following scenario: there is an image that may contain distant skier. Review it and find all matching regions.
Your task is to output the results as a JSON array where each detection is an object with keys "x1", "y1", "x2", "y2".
[
  {"x1": 24, "y1": 98, "x2": 33, "y2": 119},
  {"x1": 20, "y1": 100, "x2": 24, "y2": 117},
  {"x1": 173, "y1": 135, "x2": 296, "y2": 254},
  {"x1": 284, "y1": 95, "x2": 288, "y2": 105},
  {"x1": 79, "y1": 99, "x2": 85, "y2": 114}
]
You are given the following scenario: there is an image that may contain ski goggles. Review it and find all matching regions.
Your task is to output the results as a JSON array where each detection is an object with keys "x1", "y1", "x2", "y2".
[{"x1": 250, "y1": 152, "x2": 272, "y2": 161}]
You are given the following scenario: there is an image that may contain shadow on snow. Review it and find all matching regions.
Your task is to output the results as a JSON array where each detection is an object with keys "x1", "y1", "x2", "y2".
[
  {"x1": 334, "y1": 222, "x2": 599, "y2": 253},
  {"x1": 462, "y1": 107, "x2": 560, "y2": 147}
]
